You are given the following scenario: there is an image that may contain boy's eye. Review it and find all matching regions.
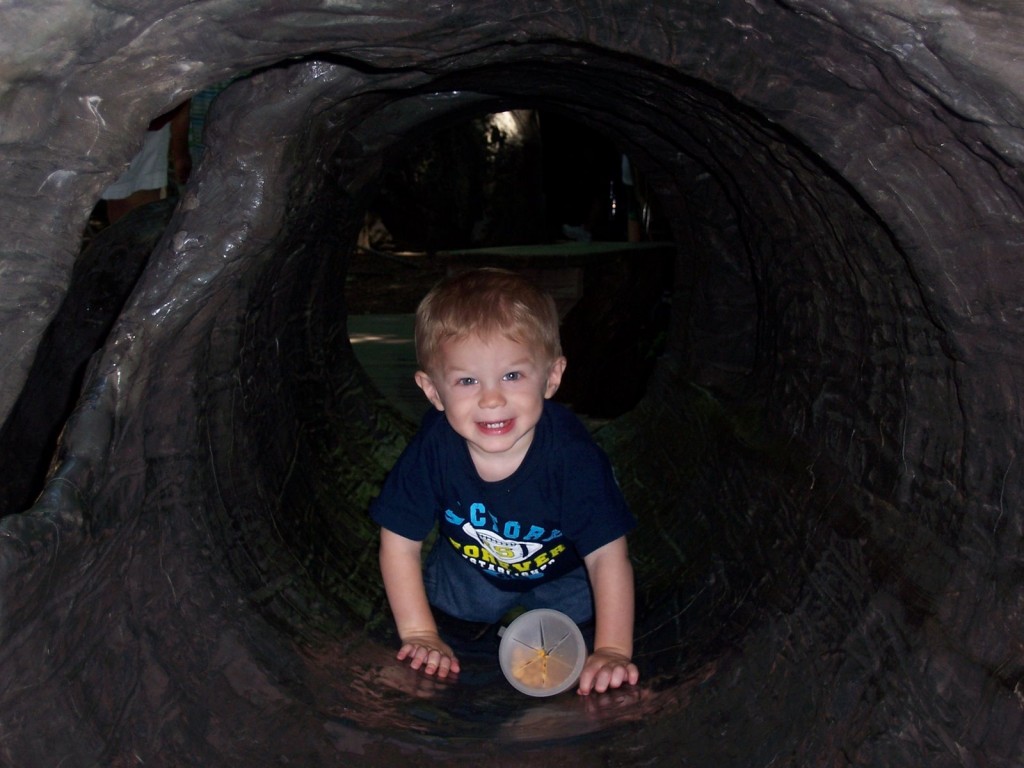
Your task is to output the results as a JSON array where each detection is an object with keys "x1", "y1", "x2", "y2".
[
  {"x1": 456, "y1": 377, "x2": 477, "y2": 386},
  {"x1": 503, "y1": 371, "x2": 522, "y2": 382}
]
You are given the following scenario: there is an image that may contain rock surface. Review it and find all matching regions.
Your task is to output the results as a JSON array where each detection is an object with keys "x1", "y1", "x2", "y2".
[{"x1": 0, "y1": 2, "x2": 1022, "y2": 766}]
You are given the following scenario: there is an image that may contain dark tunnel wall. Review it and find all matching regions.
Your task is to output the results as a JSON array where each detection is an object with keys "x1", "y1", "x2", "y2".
[{"x1": 1, "y1": 2, "x2": 1023, "y2": 766}]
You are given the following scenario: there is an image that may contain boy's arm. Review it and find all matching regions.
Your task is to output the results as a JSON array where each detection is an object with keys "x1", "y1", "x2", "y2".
[
  {"x1": 379, "y1": 528, "x2": 460, "y2": 678},
  {"x1": 579, "y1": 535, "x2": 640, "y2": 694}
]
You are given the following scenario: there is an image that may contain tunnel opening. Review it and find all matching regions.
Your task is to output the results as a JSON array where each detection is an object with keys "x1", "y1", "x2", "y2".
[
  {"x1": 3, "y1": 7, "x2": 1019, "y2": 764},
  {"x1": 349, "y1": 108, "x2": 675, "y2": 421},
  {"x1": 178, "y1": 51, "x2": 936, "y2": 759}
]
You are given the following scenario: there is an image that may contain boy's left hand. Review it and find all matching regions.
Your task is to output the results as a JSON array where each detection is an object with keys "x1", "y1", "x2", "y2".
[{"x1": 577, "y1": 648, "x2": 639, "y2": 695}]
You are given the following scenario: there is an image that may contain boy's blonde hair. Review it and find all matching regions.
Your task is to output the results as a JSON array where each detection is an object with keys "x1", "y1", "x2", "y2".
[{"x1": 414, "y1": 267, "x2": 562, "y2": 373}]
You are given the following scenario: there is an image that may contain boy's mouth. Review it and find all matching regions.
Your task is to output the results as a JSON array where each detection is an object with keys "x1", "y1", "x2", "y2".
[{"x1": 478, "y1": 419, "x2": 515, "y2": 434}]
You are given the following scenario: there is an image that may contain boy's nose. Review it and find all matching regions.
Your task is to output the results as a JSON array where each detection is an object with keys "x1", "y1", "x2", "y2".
[{"x1": 479, "y1": 385, "x2": 506, "y2": 408}]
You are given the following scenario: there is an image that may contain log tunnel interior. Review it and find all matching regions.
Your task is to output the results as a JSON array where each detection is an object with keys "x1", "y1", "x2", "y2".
[{"x1": 1, "y1": 4, "x2": 1023, "y2": 767}]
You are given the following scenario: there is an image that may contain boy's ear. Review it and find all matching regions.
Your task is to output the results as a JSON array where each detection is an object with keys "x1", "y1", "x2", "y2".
[
  {"x1": 414, "y1": 370, "x2": 445, "y2": 411},
  {"x1": 544, "y1": 356, "x2": 567, "y2": 399}
]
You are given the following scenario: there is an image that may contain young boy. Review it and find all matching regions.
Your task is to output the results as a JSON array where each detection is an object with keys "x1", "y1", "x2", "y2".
[{"x1": 371, "y1": 268, "x2": 639, "y2": 695}]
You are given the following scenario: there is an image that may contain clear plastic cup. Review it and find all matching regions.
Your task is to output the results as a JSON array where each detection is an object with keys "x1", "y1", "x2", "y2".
[{"x1": 497, "y1": 609, "x2": 587, "y2": 697}]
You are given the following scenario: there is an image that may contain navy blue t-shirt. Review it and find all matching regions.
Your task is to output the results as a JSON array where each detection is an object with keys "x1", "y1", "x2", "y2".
[{"x1": 370, "y1": 401, "x2": 635, "y2": 623}]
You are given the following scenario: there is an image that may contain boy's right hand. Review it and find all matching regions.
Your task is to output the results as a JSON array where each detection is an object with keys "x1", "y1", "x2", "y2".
[{"x1": 397, "y1": 632, "x2": 461, "y2": 679}]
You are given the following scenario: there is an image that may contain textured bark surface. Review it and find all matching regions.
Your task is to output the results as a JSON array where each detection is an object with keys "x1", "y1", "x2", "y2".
[{"x1": 0, "y1": 1, "x2": 1022, "y2": 766}]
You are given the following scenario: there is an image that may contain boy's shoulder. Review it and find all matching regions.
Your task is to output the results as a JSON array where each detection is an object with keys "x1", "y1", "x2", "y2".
[
  {"x1": 542, "y1": 400, "x2": 600, "y2": 448},
  {"x1": 410, "y1": 407, "x2": 460, "y2": 453},
  {"x1": 418, "y1": 406, "x2": 446, "y2": 432}
]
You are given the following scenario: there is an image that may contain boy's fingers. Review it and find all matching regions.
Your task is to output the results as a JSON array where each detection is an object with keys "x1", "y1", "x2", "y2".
[
  {"x1": 578, "y1": 659, "x2": 639, "y2": 694},
  {"x1": 407, "y1": 647, "x2": 426, "y2": 670},
  {"x1": 396, "y1": 642, "x2": 415, "y2": 662},
  {"x1": 397, "y1": 641, "x2": 460, "y2": 678},
  {"x1": 423, "y1": 649, "x2": 443, "y2": 674},
  {"x1": 577, "y1": 668, "x2": 595, "y2": 695},
  {"x1": 435, "y1": 655, "x2": 452, "y2": 678},
  {"x1": 401, "y1": 644, "x2": 432, "y2": 670}
]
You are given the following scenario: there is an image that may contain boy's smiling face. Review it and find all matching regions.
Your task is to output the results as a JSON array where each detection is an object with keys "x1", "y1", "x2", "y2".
[{"x1": 415, "y1": 332, "x2": 566, "y2": 479}]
